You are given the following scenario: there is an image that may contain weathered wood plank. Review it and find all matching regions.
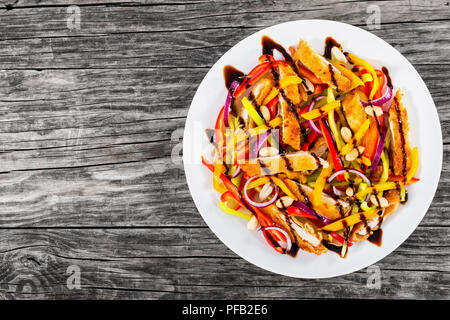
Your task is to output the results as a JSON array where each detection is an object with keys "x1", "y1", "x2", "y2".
[
  {"x1": 0, "y1": 0, "x2": 447, "y2": 300},
  {"x1": 0, "y1": 227, "x2": 448, "y2": 299}
]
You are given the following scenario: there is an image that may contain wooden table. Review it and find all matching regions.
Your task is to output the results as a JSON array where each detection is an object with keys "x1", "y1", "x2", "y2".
[{"x1": 0, "y1": 0, "x2": 448, "y2": 299}]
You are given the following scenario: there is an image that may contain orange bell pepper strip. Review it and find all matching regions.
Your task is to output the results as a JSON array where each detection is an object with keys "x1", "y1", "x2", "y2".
[{"x1": 361, "y1": 117, "x2": 380, "y2": 162}]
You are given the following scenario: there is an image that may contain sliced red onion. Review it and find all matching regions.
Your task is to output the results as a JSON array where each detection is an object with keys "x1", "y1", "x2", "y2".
[
  {"x1": 328, "y1": 168, "x2": 371, "y2": 186},
  {"x1": 360, "y1": 73, "x2": 393, "y2": 107},
  {"x1": 223, "y1": 80, "x2": 239, "y2": 127},
  {"x1": 243, "y1": 174, "x2": 278, "y2": 208},
  {"x1": 292, "y1": 201, "x2": 333, "y2": 225},
  {"x1": 231, "y1": 166, "x2": 242, "y2": 178},
  {"x1": 370, "y1": 118, "x2": 389, "y2": 175},
  {"x1": 307, "y1": 96, "x2": 325, "y2": 135},
  {"x1": 333, "y1": 186, "x2": 345, "y2": 197},
  {"x1": 249, "y1": 130, "x2": 271, "y2": 160},
  {"x1": 258, "y1": 226, "x2": 292, "y2": 253}
]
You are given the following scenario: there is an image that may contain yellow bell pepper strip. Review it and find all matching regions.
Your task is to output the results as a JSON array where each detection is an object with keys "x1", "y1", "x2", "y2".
[
  {"x1": 244, "y1": 176, "x2": 297, "y2": 200},
  {"x1": 313, "y1": 155, "x2": 334, "y2": 206},
  {"x1": 400, "y1": 184, "x2": 406, "y2": 202},
  {"x1": 301, "y1": 100, "x2": 341, "y2": 121},
  {"x1": 262, "y1": 87, "x2": 279, "y2": 105},
  {"x1": 361, "y1": 73, "x2": 373, "y2": 83},
  {"x1": 355, "y1": 181, "x2": 398, "y2": 199},
  {"x1": 360, "y1": 201, "x2": 376, "y2": 211},
  {"x1": 347, "y1": 53, "x2": 379, "y2": 99},
  {"x1": 321, "y1": 209, "x2": 380, "y2": 231},
  {"x1": 340, "y1": 118, "x2": 371, "y2": 155},
  {"x1": 231, "y1": 171, "x2": 243, "y2": 188},
  {"x1": 406, "y1": 147, "x2": 419, "y2": 183},
  {"x1": 361, "y1": 156, "x2": 371, "y2": 167},
  {"x1": 213, "y1": 162, "x2": 227, "y2": 193},
  {"x1": 380, "y1": 151, "x2": 389, "y2": 182},
  {"x1": 219, "y1": 201, "x2": 252, "y2": 220},
  {"x1": 271, "y1": 176, "x2": 298, "y2": 200},
  {"x1": 279, "y1": 75, "x2": 303, "y2": 89},
  {"x1": 246, "y1": 176, "x2": 270, "y2": 190},
  {"x1": 332, "y1": 62, "x2": 364, "y2": 89},
  {"x1": 248, "y1": 116, "x2": 282, "y2": 136},
  {"x1": 241, "y1": 96, "x2": 265, "y2": 126},
  {"x1": 327, "y1": 88, "x2": 345, "y2": 151}
]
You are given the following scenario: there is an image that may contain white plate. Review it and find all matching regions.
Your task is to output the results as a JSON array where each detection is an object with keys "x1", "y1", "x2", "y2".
[{"x1": 183, "y1": 20, "x2": 442, "y2": 278}]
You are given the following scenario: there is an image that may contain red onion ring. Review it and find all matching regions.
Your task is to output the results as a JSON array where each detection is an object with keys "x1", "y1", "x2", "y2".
[
  {"x1": 360, "y1": 73, "x2": 393, "y2": 107},
  {"x1": 243, "y1": 175, "x2": 278, "y2": 208},
  {"x1": 292, "y1": 201, "x2": 333, "y2": 225},
  {"x1": 333, "y1": 186, "x2": 345, "y2": 197},
  {"x1": 370, "y1": 115, "x2": 389, "y2": 175},
  {"x1": 249, "y1": 130, "x2": 271, "y2": 160},
  {"x1": 258, "y1": 226, "x2": 292, "y2": 253},
  {"x1": 328, "y1": 168, "x2": 371, "y2": 186},
  {"x1": 223, "y1": 81, "x2": 239, "y2": 127},
  {"x1": 307, "y1": 96, "x2": 325, "y2": 135},
  {"x1": 231, "y1": 166, "x2": 242, "y2": 178}
]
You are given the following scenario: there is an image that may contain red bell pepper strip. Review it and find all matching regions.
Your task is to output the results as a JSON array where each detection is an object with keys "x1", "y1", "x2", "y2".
[
  {"x1": 202, "y1": 156, "x2": 280, "y2": 237},
  {"x1": 318, "y1": 118, "x2": 345, "y2": 181},
  {"x1": 330, "y1": 231, "x2": 353, "y2": 247},
  {"x1": 374, "y1": 69, "x2": 385, "y2": 99},
  {"x1": 261, "y1": 230, "x2": 285, "y2": 254},
  {"x1": 202, "y1": 156, "x2": 244, "y2": 206},
  {"x1": 301, "y1": 131, "x2": 319, "y2": 151},
  {"x1": 214, "y1": 106, "x2": 225, "y2": 159},
  {"x1": 266, "y1": 97, "x2": 278, "y2": 119},
  {"x1": 286, "y1": 206, "x2": 319, "y2": 221}
]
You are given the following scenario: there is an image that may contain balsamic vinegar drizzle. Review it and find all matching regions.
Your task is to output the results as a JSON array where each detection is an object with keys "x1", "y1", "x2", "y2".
[
  {"x1": 223, "y1": 65, "x2": 245, "y2": 90},
  {"x1": 368, "y1": 229, "x2": 383, "y2": 246},
  {"x1": 382, "y1": 66, "x2": 393, "y2": 89},
  {"x1": 261, "y1": 35, "x2": 294, "y2": 64},
  {"x1": 324, "y1": 36, "x2": 341, "y2": 59}
]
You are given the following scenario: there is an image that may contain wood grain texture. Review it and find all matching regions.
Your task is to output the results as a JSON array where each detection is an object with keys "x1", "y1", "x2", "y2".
[{"x1": 0, "y1": 0, "x2": 448, "y2": 299}]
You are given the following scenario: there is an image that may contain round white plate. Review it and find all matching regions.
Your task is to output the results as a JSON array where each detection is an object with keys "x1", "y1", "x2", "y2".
[{"x1": 183, "y1": 20, "x2": 442, "y2": 278}]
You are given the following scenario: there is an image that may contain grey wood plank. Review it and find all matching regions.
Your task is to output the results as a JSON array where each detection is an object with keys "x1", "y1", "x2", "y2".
[
  {"x1": 0, "y1": 0, "x2": 447, "y2": 300},
  {"x1": 0, "y1": 227, "x2": 448, "y2": 299}
]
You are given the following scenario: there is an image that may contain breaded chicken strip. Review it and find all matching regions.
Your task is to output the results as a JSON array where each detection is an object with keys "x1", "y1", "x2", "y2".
[
  {"x1": 388, "y1": 90, "x2": 412, "y2": 177},
  {"x1": 293, "y1": 40, "x2": 352, "y2": 92},
  {"x1": 342, "y1": 90, "x2": 368, "y2": 132},
  {"x1": 239, "y1": 151, "x2": 328, "y2": 176},
  {"x1": 278, "y1": 64, "x2": 302, "y2": 150}
]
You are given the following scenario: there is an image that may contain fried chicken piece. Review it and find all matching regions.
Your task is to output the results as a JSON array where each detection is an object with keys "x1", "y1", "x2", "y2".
[
  {"x1": 293, "y1": 40, "x2": 352, "y2": 92},
  {"x1": 388, "y1": 90, "x2": 412, "y2": 177}
]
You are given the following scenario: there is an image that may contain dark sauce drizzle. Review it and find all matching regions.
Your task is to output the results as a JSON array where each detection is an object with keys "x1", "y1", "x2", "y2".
[
  {"x1": 382, "y1": 66, "x2": 393, "y2": 89},
  {"x1": 282, "y1": 155, "x2": 294, "y2": 172},
  {"x1": 368, "y1": 229, "x2": 383, "y2": 246},
  {"x1": 328, "y1": 64, "x2": 338, "y2": 89},
  {"x1": 223, "y1": 65, "x2": 245, "y2": 90},
  {"x1": 324, "y1": 36, "x2": 342, "y2": 60},
  {"x1": 262, "y1": 35, "x2": 294, "y2": 64}
]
